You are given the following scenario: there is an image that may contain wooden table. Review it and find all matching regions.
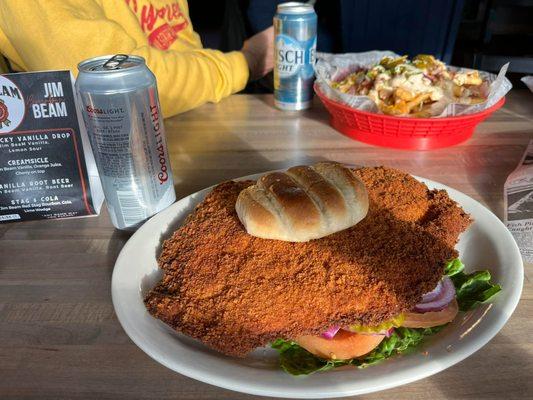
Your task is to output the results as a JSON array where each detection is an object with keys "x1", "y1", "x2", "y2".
[{"x1": 1, "y1": 90, "x2": 532, "y2": 400}]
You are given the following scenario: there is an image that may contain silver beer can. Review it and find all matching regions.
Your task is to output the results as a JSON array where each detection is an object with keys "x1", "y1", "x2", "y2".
[
  {"x1": 76, "y1": 54, "x2": 175, "y2": 230},
  {"x1": 274, "y1": 2, "x2": 317, "y2": 110}
]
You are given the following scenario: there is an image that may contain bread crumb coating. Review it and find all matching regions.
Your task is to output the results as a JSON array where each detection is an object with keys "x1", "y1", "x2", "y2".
[{"x1": 145, "y1": 167, "x2": 471, "y2": 356}]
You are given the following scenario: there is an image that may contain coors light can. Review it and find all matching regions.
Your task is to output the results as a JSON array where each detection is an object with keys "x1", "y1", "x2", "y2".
[
  {"x1": 76, "y1": 54, "x2": 175, "y2": 230},
  {"x1": 274, "y1": 2, "x2": 317, "y2": 110}
]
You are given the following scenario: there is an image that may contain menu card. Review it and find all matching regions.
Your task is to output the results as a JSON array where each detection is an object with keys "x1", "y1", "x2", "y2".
[
  {"x1": 505, "y1": 139, "x2": 533, "y2": 262},
  {"x1": 0, "y1": 71, "x2": 103, "y2": 223}
]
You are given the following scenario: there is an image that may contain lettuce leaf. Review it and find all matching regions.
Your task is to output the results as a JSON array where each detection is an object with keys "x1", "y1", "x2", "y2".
[
  {"x1": 271, "y1": 326, "x2": 444, "y2": 376},
  {"x1": 444, "y1": 259, "x2": 502, "y2": 311},
  {"x1": 353, "y1": 326, "x2": 444, "y2": 368},
  {"x1": 444, "y1": 258, "x2": 465, "y2": 276},
  {"x1": 271, "y1": 339, "x2": 349, "y2": 375}
]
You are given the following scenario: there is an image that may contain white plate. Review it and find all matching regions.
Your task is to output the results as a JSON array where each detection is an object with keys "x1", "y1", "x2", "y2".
[{"x1": 111, "y1": 172, "x2": 523, "y2": 398}]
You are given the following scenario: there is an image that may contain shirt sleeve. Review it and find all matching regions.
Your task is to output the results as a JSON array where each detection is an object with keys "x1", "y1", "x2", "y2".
[{"x1": 0, "y1": 0, "x2": 249, "y2": 117}]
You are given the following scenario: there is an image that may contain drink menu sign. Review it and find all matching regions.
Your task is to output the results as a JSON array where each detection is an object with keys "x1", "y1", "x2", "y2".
[{"x1": 0, "y1": 71, "x2": 102, "y2": 223}]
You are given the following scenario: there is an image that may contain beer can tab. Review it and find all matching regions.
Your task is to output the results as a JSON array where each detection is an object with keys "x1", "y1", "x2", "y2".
[{"x1": 103, "y1": 54, "x2": 130, "y2": 70}]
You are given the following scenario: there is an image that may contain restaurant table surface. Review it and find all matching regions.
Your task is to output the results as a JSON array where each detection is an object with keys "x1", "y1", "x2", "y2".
[{"x1": 1, "y1": 90, "x2": 532, "y2": 400}]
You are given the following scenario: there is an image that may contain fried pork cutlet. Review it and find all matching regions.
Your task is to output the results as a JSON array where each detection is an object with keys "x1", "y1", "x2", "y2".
[{"x1": 145, "y1": 167, "x2": 471, "y2": 357}]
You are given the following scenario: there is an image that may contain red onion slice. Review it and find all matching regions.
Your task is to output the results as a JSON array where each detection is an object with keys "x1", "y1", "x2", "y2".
[
  {"x1": 421, "y1": 280, "x2": 443, "y2": 303},
  {"x1": 321, "y1": 326, "x2": 340, "y2": 339},
  {"x1": 414, "y1": 277, "x2": 455, "y2": 313}
]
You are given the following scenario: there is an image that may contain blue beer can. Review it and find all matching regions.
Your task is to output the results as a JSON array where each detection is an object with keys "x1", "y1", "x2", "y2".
[{"x1": 274, "y1": 2, "x2": 317, "y2": 110}]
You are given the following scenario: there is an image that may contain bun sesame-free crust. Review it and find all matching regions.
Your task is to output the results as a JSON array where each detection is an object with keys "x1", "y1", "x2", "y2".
[{"x1": 236, "y1": 162, "x2": 369, "y2": 242}]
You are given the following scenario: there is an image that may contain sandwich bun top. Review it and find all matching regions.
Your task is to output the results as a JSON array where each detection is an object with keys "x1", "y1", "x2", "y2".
[{"x1": 235, "y1": 162, "x2": 369, "y2": 242}]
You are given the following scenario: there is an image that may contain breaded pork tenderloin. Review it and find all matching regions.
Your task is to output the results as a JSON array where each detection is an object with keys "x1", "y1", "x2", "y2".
[{"x1": 145, "y1": 167, "x2": 471, "y2": 357}]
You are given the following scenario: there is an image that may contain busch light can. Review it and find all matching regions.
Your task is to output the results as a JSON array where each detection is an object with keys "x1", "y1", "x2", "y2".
[
  {"x1": 76, "y1": 54, "x2": 175, "y2": 230},
  {"x1": 274, "y1": 2, "x2": 317, "y2": 110}
]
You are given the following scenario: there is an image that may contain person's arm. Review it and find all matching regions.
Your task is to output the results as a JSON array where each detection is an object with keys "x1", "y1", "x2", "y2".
[{"x1": 0, "y1": 1, "x2": 249, "y2": 117}]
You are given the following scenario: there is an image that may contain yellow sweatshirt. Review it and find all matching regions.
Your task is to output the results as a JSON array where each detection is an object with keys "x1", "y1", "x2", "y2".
[{"x1": 0, "y1": 0, "x2": 249, "y2": 117}]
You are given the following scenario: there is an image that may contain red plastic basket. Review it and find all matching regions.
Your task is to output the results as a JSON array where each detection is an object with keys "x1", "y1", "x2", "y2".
[{"x1": 315, "y1": 84, "x2": 505, "y2": 150}]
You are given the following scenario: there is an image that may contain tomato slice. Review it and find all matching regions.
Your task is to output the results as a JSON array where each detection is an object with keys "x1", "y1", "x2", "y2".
[
  {"x1": 403, "y1": 298, "x2": 459, "y2": 328},
  {"x1": 295, "y1": 330, "x2": 384, "y2": 360},
  {"x1": 294, "y1": 299, "x2": 458, "y2": 360}
]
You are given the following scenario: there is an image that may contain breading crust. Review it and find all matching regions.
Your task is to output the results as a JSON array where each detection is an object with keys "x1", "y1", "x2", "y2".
[{"x1": 145, "y1": 167, "x2": 471, "y2": 356}]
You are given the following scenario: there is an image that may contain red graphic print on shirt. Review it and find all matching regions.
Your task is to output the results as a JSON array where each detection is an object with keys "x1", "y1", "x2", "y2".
[{"x1": 125, "y1": 0, "x2": 189, "y2": 50}]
